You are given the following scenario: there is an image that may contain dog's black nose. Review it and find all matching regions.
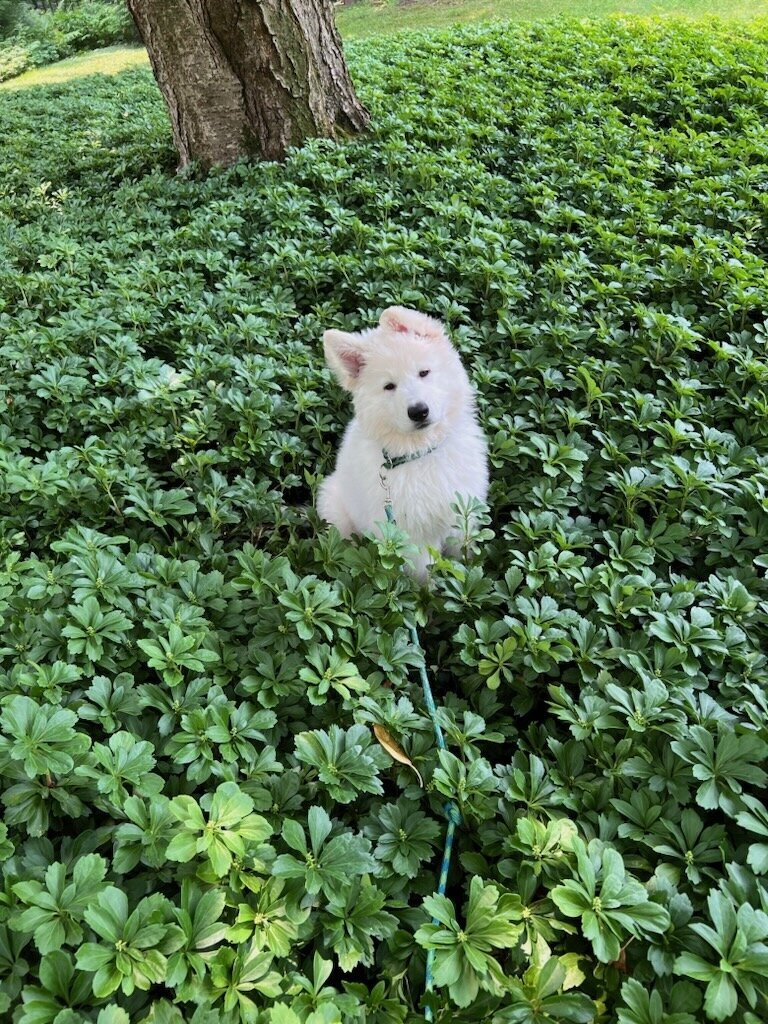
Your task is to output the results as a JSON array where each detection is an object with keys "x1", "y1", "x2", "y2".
[{"x1": 408, "y1": 402, "x2": 429, "y2": 423}]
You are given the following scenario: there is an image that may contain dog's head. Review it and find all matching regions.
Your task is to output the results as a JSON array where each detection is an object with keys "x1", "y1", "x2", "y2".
[{"x1": 323, "y1": 307, "x2": 472, "y2": 450}]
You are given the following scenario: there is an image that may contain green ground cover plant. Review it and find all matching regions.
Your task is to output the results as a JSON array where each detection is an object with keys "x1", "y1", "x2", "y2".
[{"x1": 1, "y1": 14, "x2": 768, "y2": 1023}]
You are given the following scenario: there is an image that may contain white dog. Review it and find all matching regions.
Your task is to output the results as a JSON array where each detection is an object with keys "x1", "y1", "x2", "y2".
[{"x1": 318, "y1": 306, "x2": 488, "y2": 579}]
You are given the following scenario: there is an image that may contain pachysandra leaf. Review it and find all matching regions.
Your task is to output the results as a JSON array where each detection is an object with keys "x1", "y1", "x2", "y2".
[{"x1": 704, "y1": 972, "x2": 738, "y2": 1022}]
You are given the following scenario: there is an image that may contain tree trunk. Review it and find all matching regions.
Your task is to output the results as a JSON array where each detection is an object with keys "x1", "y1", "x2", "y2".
[{"x1": 126, "y1": 0, "x2": 369, "y2": 170}]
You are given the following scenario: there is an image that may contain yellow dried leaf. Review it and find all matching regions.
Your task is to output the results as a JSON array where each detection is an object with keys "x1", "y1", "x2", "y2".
[
  {"x1": 373, "y1": 724, "x2": 423, "y2": 787},
  {"x1": 560, "y1": 952, "x2": 587, "y2": 990}
]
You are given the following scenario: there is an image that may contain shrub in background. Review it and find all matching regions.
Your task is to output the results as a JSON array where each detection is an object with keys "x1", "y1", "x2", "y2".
[
  {"x1": 0, "y1": 0, "x2": 27, "y2": 40},
  {"x1": 53, "y1": 0, "x2": 138, "y2": 50},
  {"x1": 0, "y1": 39, "x2": 26, "y2": 75},
  {"x1": 0, "y1": 0, "x2": 138, "y2": 82}
]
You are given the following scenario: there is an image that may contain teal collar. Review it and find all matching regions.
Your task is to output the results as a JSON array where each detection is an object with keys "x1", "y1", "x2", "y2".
[{"x1": 381, "y1": 441, "x2": 441, "y2": 471}]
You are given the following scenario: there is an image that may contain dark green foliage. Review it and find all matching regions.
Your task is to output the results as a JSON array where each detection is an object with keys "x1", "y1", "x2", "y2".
[
  {"x1": 1, "y1": 14, "x2": 768, "y2": 1022},
  {"x1": 0, "y1": 1, "x2": 26, "y2": 41}
]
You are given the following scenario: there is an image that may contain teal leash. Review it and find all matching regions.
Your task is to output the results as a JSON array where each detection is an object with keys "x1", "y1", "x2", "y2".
[
  {"x1": 407, "y1": 615, "x2": 461, "y2": 1023},
  {"x1": 381, "y1": 449, "x2": 461, "y2": 1023}
]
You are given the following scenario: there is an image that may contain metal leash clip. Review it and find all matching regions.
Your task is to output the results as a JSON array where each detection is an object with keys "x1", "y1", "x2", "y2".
[{"x1": 379, "y1": 462, "x2": 392, "y2": 511}]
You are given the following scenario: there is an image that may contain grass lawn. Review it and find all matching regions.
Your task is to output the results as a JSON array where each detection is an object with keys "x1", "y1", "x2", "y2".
[
  {"x1": 2, "y1": 0, "x2": 768, "y2": 89},
  {"x1": 339, "y1": 0, "x2": 768, "y2": 36},
  {"x1": 0, "y1": 43, "x2": 148, "y2": 90}
]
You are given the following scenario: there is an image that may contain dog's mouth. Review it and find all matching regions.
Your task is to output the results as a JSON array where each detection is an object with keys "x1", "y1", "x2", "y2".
[{"x1": 414, "y1": 420, "x2": 433, "y2": 431}]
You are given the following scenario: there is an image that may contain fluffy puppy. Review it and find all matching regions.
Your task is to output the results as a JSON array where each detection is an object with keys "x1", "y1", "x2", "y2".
[{"x1": 318, "y1": 306, "x2": 488, "y2": 579}]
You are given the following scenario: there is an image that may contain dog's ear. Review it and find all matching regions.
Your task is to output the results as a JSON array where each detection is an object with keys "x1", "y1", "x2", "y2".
[
  {"x1": 379, "y1": 306, "x2": 445, "y2": 341},
  {"x1": 323, "y1": 330, "x2": 366, "y2": 390}
]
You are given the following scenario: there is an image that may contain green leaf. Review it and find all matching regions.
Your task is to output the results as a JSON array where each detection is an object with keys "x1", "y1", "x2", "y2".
[
  {"x1": 551, "y1": 881, "x2": 591, "y2": 918},
  {"x1": 704, "y1": 972, "x2": 738, "y2": 1022}
]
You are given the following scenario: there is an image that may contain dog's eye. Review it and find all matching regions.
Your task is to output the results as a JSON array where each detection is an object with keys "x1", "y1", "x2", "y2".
[
  {"x1": 419, "y1": 369, "x2": 430, "y2": 378},
  {"x1": 383, "y1": 382, "x2": 396, "y2": 391}
]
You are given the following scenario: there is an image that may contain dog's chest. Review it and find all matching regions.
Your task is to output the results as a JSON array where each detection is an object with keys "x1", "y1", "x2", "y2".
[{"x1": 380, "y1": 454, "x2": 456, "y2": 541}]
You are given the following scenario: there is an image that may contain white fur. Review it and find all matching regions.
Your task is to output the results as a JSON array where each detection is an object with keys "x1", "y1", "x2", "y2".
[{"x1": 318, "y1": 306, "x2": 488, "y2": 580}]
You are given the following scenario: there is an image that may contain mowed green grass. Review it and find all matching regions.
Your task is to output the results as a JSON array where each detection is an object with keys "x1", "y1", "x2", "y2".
[
  {"x1": 2, "y1": 0, "x2": 767, "y2": 90},
  {"x1": 0, "y1": 44, "x2": 148, "y2": 90},
  {"x1": 338, "y1": 0, "x2": 768, "y2": 37}
]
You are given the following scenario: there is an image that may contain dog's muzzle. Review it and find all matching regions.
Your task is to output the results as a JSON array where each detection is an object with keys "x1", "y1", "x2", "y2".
[{"x1": 408, "y1": 402, "x2": 429, "y2": 424}]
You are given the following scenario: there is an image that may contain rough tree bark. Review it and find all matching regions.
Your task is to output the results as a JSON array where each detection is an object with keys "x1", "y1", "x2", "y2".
[{"x1": 126, "y1": 0, "x2": 370, "y2": 170}]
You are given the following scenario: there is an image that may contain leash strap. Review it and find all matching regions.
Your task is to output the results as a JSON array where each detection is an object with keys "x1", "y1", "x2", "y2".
[
  {"x1": 405, "y1": 615, "x2": 462, "y2": 1022},
  {"x1": 381, "y1": 471, "x2": 462, "y2": 1022}
]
